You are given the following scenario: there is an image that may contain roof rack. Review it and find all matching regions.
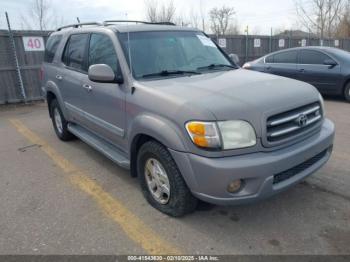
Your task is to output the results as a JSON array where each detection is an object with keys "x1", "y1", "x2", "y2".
[
  {"x1": 57, "y1": 22, "x2": 103, "y2": 31},
  {"x1": 103, "y1": 20, "x2": 176, "y2": 26}
]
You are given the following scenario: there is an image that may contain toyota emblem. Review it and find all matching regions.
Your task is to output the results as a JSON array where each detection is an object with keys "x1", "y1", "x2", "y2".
[{"x1": 296, "y1": 114, "x2": 308, "y2": 127}]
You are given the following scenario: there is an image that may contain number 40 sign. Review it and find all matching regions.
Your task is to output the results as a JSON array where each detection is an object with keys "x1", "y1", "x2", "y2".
[{"x1": 22, "y1": 36, "x2": 45, "y2": 51}]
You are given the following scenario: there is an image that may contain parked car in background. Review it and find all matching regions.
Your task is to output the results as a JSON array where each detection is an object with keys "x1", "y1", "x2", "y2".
[{"x1": 243, "y1": 47, "x2": 350, "y2": 102}]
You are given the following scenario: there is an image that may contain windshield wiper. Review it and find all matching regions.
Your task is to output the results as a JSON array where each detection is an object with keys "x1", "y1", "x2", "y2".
[
  {"x1": 142, "y1": 70, "x2": 201, "y2": 78},
  {"x1": 197, "y1": 64, "x2": 236, "y2": 71}
]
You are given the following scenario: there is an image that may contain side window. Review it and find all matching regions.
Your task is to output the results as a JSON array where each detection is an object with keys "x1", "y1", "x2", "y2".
[
  {"x1": 62, "y1": 34, "x2": 89, "y2": 71},
  {"x1": 88, "y1": 33, "x2": 119, "y2": 74},
  {"x1": 299, "y1": 50, "x2": 332, "y2": 65},
  {"x1": 44, "y1": 35, "x2": 62, "y2": 63},
  {"x1": 273, "y1": 51, "x2": 297, "y2": 64},
  {"x1": 265, "y1": 55, "x2": 274, "y2": 63}
]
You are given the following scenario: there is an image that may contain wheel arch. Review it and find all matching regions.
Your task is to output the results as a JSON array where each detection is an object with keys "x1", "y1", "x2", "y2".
[
  {"x1": 128, "y1": 114, "x2": 189, "y2": 177},
  {"x1": 45, "y1": 81, "x2": 69, "y2": 119}
]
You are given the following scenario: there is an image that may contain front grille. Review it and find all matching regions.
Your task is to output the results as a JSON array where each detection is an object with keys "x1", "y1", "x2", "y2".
[
  {"x1": 266, "y1": 102, "x2": 322, "y2": 144},
  {"x1": 273, "y1": 149, "x2": 328, "y2": 184}
]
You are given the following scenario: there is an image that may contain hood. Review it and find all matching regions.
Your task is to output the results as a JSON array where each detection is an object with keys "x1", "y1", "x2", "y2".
[{"x1": 136, "y1": 69, "x2": 320, "y2": 137}]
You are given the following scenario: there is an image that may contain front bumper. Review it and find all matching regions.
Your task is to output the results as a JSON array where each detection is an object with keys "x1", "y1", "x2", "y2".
[{"x1": 170, "y1": 119, "x2": 335, "y2": 205}]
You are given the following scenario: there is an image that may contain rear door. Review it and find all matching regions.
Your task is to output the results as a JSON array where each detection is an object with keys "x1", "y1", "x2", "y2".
[
  {"x1": 264, "y1": 50, "x2": 298, "y2": 79},
  {"x1": 297, "y1": 49, "x2": 341, "y2": 93},
  {"x1": 59, "y1": 33, "x2": 90, "y2": 126},
  {"x1": 80, "y1": 33, "x2": 126, "y2": 147}
]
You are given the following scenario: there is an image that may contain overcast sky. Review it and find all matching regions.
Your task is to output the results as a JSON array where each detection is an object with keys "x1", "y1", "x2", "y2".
[{"x1": 0, "y1": 0, "x2": 299, "y2": 34}]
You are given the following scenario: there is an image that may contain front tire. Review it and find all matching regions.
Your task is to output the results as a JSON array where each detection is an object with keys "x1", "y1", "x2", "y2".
[
  {"x1": 344, "y1": 83, "x2": 350, "y2": 102},
  {"x1": 137, "y1": 141, "x2": 198, "y2": 217},
  {"x1": 50, "y1": 99, "x2": 75, "y2": 141}
]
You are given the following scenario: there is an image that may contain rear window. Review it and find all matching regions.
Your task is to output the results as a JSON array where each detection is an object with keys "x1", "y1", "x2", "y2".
[
  {"x1": 44, "y1": 35, "x2": 62, "y2": 63},
  {"x1": 62, "y1": 34, "x2": 89, "y2": 71}
]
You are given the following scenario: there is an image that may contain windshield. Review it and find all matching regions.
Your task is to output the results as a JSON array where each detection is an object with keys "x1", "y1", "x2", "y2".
[{"x1": 118, "y1": 31, "x2": 235, "y2": 79}]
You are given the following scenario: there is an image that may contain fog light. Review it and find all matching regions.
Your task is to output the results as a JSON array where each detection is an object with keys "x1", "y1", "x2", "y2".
[{"x1": 227, "y1": 179, "x2": 243, "y2": 193}]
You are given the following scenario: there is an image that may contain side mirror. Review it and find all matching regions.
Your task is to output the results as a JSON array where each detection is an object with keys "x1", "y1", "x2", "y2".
[
  {"x1": 88, "y1": 64, "x2": 123, "y2": 84},
  {"x1": 323, "y1": 59, "x2": 337, "y2": 68},
  {"x1": 229, "y1": 53, "x2": 240, "y2": 65}
]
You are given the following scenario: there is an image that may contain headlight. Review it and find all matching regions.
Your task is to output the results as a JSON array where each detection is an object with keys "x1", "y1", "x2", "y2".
[
  {"x1": 242, "y1": 63, "x2": 251, "y2": 69},
  {"x1": 185, "y1": 120, "x2": 256, "y2": 150},
  {"x1": 185, "y1": 121, "x2": 221, "y2": 149},
  {"x1": 218, "y1": 120, "x2": 256, "y2": 150}
]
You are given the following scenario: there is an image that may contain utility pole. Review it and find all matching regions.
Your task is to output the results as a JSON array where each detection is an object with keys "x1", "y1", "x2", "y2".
[{"x1": 269, "y1": 27, "x2": 273, "y2": 52}]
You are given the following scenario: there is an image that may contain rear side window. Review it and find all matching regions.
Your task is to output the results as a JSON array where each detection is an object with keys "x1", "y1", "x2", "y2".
[
  {"x1": 44, "y1": 35, "x2": 62, "y2": 63},
  {"x1": 88, "y1": 33, "x2": 119, "y2": 73},
  {"x1": 273, "y1": 51, "x2": 297, "y2": 64},
  {"x1": 62, "y1": 34, "x2": 89, "y2": 71},
  {"x1": 299, "y1": 50, "x2": 331, "y2": 65}
]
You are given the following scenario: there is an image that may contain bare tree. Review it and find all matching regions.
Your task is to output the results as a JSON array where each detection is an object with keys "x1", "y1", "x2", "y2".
[
  {"x1": 295, "y1": 0, "x2": 343, "y2": 38},
  {"x1": 209, "y1": 6, "x2": 235, "y2": 35},
  {"x1": 21, "y1": 0, "x2": 62, "y2": 30},
  {"x1": 145, "y1": 0, "x2": 159, "y2": 22},
  {"x1": 335, "y1": 0, "x2": 350, "y2": 37},
  {"x1": 189, "y1": 9, "x2": 200, "y2": 28},
  {"x1": 144, "y1": 0, "x2": 176, "y2": 23},
  {"x1": 199, "y1": 0, "x2": 207, "y2": 31}
]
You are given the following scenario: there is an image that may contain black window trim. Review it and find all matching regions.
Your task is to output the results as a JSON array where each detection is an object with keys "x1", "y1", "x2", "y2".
[{"x1": 61, "y1": 33, "x2": 90, "y2": 75}]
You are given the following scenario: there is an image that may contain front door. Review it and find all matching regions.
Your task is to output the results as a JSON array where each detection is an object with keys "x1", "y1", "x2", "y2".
[
  {"x1": 80, "y1": 33, "x2": 126, "y2": 148},
  {"x1": 264, "y1": 50, "x2": 298, "y2": 79},
  {"x1": 296, "y1": 50, "x2": 341, "y2": 94}
]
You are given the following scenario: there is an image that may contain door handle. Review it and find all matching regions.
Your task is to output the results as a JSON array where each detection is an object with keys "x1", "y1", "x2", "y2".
[
  {"x1": 56, "y1": 75, "x2": 63, "y2": 81},
  {"x1": 266, "y1": 66, "x2": 271, "y2": 70},
  {"x1": 299, "y1": 69, "x2": 305, "y2": 73},
  {"x1": 82, "y1": 84, "x2": 93, "y2": 92}
]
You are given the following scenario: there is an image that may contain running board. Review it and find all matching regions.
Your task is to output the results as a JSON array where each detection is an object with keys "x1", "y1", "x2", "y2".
[{"x1": 67, "y1": 123, "x2": 130, "y2": 169}]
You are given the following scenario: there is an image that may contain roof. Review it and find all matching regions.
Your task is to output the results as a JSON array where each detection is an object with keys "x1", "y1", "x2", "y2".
[{"x1": 270, "y1": 46, "x2": 340, "y2": 53}]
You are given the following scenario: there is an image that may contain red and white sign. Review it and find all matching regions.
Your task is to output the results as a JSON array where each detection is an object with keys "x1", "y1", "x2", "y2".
[{"x1": 22, "y1": 36, "x2": 45, "y2": 51}]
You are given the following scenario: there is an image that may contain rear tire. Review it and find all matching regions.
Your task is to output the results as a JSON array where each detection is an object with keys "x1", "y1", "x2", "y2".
[
  {"x1": 50, "y1": 99, "x2": 75, "y2": 141},
  {"x1": 137, "y1": 141, "x2": 198, "y2": 217},
  {"x1": 344, "y1": 83, "x2": 350, "y2": 102}
]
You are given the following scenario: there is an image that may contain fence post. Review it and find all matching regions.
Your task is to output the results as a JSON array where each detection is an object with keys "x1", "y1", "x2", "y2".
[
  {"x1": 245, "y1": 26, "x2": 249, "y2": 63},
  {"x1": 269, "y1": 28, "x2": 272, "y2": 53},
  {"x1": 289, "y1": 30, "x2": 292, "y2": 48},
  {"x1": 5, "y1": 12, "x2": 27, "y2": 102}
]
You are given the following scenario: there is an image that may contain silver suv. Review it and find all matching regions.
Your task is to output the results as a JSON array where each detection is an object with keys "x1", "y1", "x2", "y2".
[{"x1": 42, "y1": 21, "x2": 335, "y2": 217}]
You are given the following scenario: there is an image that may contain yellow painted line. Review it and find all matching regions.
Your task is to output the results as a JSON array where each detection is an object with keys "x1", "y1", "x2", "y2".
[{"x1": 9, "y1": 118, "x2": 181, "y2": 255}]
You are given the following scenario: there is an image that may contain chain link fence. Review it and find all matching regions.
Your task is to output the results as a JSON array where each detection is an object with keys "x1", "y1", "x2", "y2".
[
  {"x1": 210, "y1": 35, "x2": 350, "y2": 65},
  {"x1": 0, "y1": 30, "x2": 50, "y2": 104},
  {"x1": 1, "y1": 30, "x2": 350, "y2": 104}
]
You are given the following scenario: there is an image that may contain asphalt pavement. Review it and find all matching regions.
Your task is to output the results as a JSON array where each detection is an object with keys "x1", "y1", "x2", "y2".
[{"x1": 0, "y1": 98, "x2": 349, "y2": 255}]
